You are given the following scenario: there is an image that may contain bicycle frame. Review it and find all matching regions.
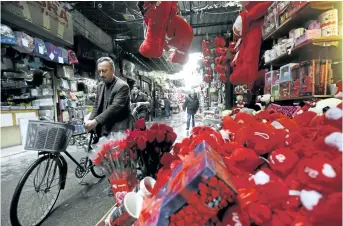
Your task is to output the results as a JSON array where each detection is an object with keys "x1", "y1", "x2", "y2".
[{"x1": 37, "y1": 132, "x2": 95, "y2": 189}]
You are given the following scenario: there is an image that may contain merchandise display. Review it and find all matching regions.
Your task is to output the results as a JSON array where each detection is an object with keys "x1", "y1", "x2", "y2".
[
  {"x1": 95, "y1": 98, "x2": 342, "y2": 225},
  {"x1": 2, "y1": 1, "x2": 342, "y2": 226}
]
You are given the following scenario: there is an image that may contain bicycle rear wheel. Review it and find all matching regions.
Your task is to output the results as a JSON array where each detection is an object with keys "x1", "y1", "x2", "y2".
[
  {"x1": 89, "y1": 159, "x2": 105, "y2": 179},
  {"x1": 10, "y1": 154, "x2": 63, "y2": 226}
]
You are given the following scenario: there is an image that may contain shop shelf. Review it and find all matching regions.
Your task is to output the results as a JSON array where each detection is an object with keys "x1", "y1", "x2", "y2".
[
  {"x1": 265, "y1": 36, "x2": 342, "y2": 67},
  {"x1": 273, "y1": 95, "x2": 333, "y2": 101},
  {"x1": 263, "y1": 2, "x2": 340, "y2": 41}
]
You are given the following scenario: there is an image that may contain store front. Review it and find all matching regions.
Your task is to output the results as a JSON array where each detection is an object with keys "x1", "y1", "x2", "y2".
[{"x1": 1, "y1": 2, "x2": 75, "y2": 148}]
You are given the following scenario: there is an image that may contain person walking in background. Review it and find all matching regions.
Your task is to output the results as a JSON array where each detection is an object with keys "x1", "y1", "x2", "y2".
[
  {"x1": 164, "y1": 96, "x2": 171, "y2": 120},
  {"x1": 183, "y1": 91, "x2": 199, "y2": 130},
  {"x1": 147, "y1": 94, "x2": 154, "y2": 122},
  {"x1": 131, "y1": 84, "x2": 148, "y2": 103}
]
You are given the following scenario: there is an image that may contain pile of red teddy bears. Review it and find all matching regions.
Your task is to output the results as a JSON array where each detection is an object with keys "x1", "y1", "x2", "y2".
[{"x1": 155, "y1": 101, "x2": 342, "y2": 226}]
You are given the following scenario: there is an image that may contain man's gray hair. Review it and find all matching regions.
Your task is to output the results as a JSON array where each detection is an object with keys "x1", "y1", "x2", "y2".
[{"x1": 97, "y1": 57, "x2": 115, "y2": 70}]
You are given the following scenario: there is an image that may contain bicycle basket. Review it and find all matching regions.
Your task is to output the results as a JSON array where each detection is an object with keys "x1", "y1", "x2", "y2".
[{"x1": 25, "y1": 120, "x2": 74, "y2": 152}]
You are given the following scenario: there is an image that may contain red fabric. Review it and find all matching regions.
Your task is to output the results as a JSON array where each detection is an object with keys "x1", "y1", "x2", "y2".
[
  {"x1": 230, "y1": 2, "x2": 271, "y2": 85},
  {"x1": 222, "y1": 205, "x2": 250, "y2": 226},
  {"x1": 139, "y1": 1, "x2": 177, "y2": 58}
]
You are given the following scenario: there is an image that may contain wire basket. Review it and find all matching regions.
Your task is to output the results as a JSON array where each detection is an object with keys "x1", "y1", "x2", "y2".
[{"x1": 25, "y1": 120, "x2": 74, "y2": 152}]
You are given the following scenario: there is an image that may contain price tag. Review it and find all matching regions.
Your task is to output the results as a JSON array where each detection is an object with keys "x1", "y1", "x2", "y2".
[
  {"x1": 38, "y1": 46, "x2": 44, "y2": 54},
  {"x1": 49, "y1": 52, "x2": 55, "y2": 60},
  {"x1": 58, "y1": 57, "x2": 64, "y2": 64},
  {"x1": 22, "y1": 38, "x2": 28, "y2": 47}
]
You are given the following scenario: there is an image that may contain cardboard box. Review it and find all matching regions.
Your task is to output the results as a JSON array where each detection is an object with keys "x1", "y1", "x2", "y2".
[
  {"x1": 264, "y1": 85, "x2": 272, "y2": 95},
  {"x1": 280, "y1": 63, "x2": 298, "y2": 83},
  {"x1": 299, "y1": 60, "x2": 331, "y2": 96},
  {"x1": 265, "y1": 71, "x2": 273, "y2": 86},
  {"x1": 136, "y1": 141, "x2": 236, "y2": 226},
  {"x1": 295, "y1": 29, "x2": 322, "y2": 46},
  {"x1": 272, "y1": 84, "x2": 280, "y2": 100},
  {"x1": 290, "y1": 64, "x2": 301, "y2": 98},
  {"x1": 271, "y1": 70, "x2": 280, "y2": 86},
  {"x1": 279, "y1": 82, "x2": 291, "y2": 100}
]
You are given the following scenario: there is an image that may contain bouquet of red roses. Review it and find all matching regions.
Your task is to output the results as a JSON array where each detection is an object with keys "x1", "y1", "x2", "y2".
[
  {"x1": 93, "y1": 135, "x2": 138, "y2": 205},
  {"x1": 131, "y1": 118, "x2": 177, "y2": 179}
]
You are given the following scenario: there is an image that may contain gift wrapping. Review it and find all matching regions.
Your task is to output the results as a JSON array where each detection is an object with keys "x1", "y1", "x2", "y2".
[
  {"x1": 110, "y1": 172, "x2": 138, "y2": 205},
  {"x1": 136, "y1": 141, "x2": 237, "y2": 226}
]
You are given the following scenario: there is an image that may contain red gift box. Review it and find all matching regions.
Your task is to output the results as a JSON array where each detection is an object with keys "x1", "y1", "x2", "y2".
[{"x1": 136, "y1": 141, "x2": 236, "y2": 226}]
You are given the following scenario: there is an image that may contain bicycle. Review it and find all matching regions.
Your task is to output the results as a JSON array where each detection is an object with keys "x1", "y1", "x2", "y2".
[{"x1": 9, "y1": 119, "x2": 105, "y2": 226}]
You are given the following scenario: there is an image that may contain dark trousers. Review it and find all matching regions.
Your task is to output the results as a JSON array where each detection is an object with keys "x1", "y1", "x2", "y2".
[
  {"x1": 165, "y1": 107, "x2": 170, "y2": 118},
  {"x1": 187, "y1": 113, "x2": 195, "y2": 129}
]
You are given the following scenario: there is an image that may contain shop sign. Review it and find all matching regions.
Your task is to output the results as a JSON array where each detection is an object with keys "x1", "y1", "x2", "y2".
[
  {"x1": 122, "y1": 60, "x2": 136, "y2": 80},
  {"x1": 1, "y1": 1, "x2": 73, "y2": 45}
]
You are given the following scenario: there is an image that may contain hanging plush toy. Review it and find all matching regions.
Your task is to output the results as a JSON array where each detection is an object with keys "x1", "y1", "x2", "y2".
[
  {"x1": 219, "y1": 73, "x2": 227, "y2": 83},
  {"x1": 166, "y1": 15, "x2": 194, "y2": 65},
  {"x1": 139, "y1": 1, "x2": 177, "y2": 58},
  {"x1": 203, "y1": 59, "x2": 212, "y2": 68},
  {"x1": 215, "y1": 47, "x2": 228, "y2": 57},
  {"x1": 215, "y1": 64, "x2": 228, "y2": 74},
  {"x1": 230, "y1": 1, "x2": 272, "y2": 85},
  {"x1": 204, "y1": 74, "x2": 213, "y2": 83},
  {"x1": 203, "y1": 48, "x2": 212, "y2": 58},
  {"x1": 202, "y1": 39, "x2": 212, "y2": 49},
  {"x1": 214, "y1": 56, "x2": 227, "y2": 65},
  {"x1": 214, "y1": 36, "x2": 226, "y2": 48}
]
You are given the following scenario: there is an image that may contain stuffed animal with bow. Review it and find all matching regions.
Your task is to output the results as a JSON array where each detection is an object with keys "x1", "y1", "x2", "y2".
[
  {"x1": 230, "y1": 1, "x2": 272, "y2": 85},
  {"x1": 139, "y1": 1, "x2": 177, "y2": 58},
  {"x1": 166, "y1": 15, "x2": 194, "y2": 65}
]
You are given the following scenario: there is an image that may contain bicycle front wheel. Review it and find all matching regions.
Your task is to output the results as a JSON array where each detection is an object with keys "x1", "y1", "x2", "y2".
[{"x1": 10, "y1": 154, "x2": 63, "y2": 226}]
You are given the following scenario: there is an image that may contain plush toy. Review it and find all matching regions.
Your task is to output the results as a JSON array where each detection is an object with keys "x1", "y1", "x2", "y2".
[
  {"x1": 221, "y1": 205, "x2": 250, "y2": 226},
  {"x1": 203, "y1": 74, "x2": 212, "y2": 83},
  {"x1": 253, "y1": 94, "x2": 273, "y2": 112},
  {"x1": 139, "y1": 1, "x2": 177, "y2": 58},
  {"x1": 218, "y1": 73, "x2": 227, "y2": 83},
  {"x1": 215, "y1": 64, "x2": 228, "y2": 74},
  {"x1": 308, "y1": 98, "x2": 342, "y2": 115},
  {"x1": 214, "y1": 56, "x2": 227, "y2": 65},
  {"x1": 236, "y1": 95, "x2": 246, "y2": 108},
  {"x1": 215, "y1": 47, "x2": 228, "y2": 57},
  {"x1": 214, "y1": 36, "x2": 226, "y2": 48},
  {"x1": 203, "y1": 59, "x2": 212, "y2": 68},
  {"x1": 334, "y1": 80, "x2": 342, "y2": 99},
  {"x1": 166, "y1": 15, "x2": 194, "y2": 65},
  {"x1": 202, "y1": 40, "x2": 211, "y2": 49},
  {"x1": 203, "y1": 48, "x2": 212, "y2": 58},
  {"x1": 230, "y1": 1, "x2": 272, "y2": 85}
]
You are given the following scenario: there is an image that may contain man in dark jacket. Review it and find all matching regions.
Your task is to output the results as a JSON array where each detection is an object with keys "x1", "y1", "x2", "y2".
[
  {"x1": 131, "y1": 84, "x2": 148, "y2": 103},
  {"x1": 183, "y1": 91, "x2": 199, "y2": 130},
  {"x1": 85, "y1": 57, "x2": 132, "y2": 197},
  {"x1": 85, "y1": 57, "x2": 132, "y2": 137}
]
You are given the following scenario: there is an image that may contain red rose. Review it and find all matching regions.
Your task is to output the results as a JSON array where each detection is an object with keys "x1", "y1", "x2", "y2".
[
  {"x1": 156, "y1": 129, "x2": 166, "y2": 143},
  {"x1": 147, "y1": 129, "x2": 156, "y2": 143},
  {"x1": 173, "y1": 143, "x2": 182, "y2": 154},
  {"x1": 134, "y1": 118, "x2": 146, "y2": 130},
  {"x1": 166, "y1": 131, "x2": 177, "y2": 143},
  {"x1": 136, "y1": 136, "x2": 147, "y2": 150}
]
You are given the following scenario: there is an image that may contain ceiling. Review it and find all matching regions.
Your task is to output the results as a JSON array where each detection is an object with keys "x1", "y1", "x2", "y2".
[{"x1": 69, "y1": 1, "x2": 241, "y2": 73}]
